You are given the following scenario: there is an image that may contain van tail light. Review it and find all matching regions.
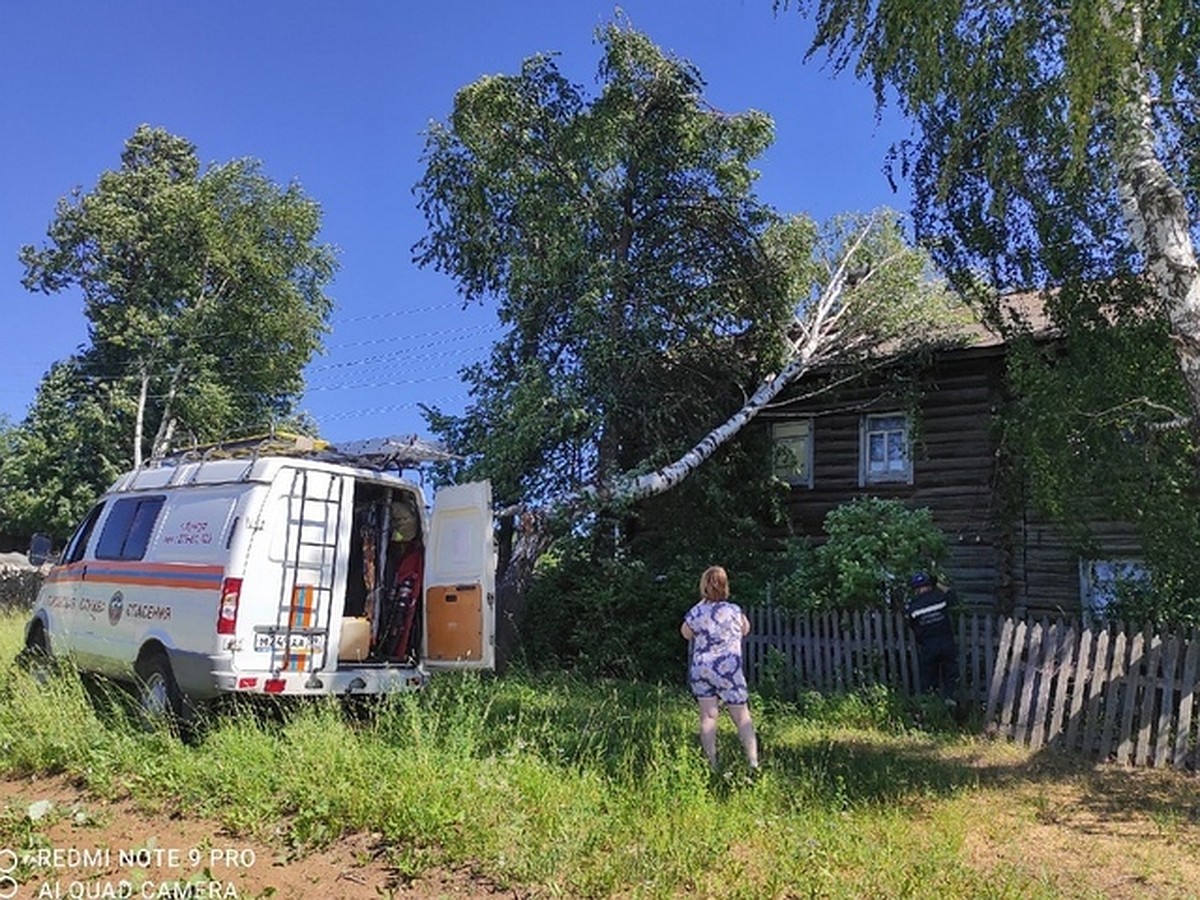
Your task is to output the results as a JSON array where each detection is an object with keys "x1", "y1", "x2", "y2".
[{"x1": 217, "y1": 577, "x2": 243, "y2": 635}]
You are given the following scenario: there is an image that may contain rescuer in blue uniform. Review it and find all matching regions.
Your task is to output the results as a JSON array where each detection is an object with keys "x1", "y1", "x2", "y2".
[{"x1": 905, "y1": 571, "x2": 959, "y2": 705}]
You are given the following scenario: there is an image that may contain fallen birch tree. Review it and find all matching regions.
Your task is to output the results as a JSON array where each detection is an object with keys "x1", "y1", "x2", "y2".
[{"x1": 493, "y1": 211, "x2": 968, "y2": 657}]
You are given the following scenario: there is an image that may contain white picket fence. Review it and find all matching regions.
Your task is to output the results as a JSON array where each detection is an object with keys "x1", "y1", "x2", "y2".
[{"x1": 744, "y1": 607, "x2": 1199, "y2": 770}]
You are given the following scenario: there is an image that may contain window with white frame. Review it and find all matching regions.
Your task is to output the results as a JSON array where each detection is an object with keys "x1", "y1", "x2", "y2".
[
  {"x1": 771, "y1": 419, "x2": 813, "y2": 487},
  {"x1": 1079, "y1": 559, "x2": 1149, "y2": 622},
  {"x1": 860, "y1": 412, "x2": 911, "y2": 485}
]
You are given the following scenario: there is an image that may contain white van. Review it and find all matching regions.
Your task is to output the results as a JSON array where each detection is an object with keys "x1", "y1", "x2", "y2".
[{"x1": 21, "y1": 435, "x2": 495, "y2": 724}]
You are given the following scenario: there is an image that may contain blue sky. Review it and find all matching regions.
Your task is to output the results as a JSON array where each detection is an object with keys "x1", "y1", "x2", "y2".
[{"x1": 0, "y1": 1, "x2": 910, "y2": 444}]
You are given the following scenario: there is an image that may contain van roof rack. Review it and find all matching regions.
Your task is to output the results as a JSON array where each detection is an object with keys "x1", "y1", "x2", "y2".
[
  {"x1": 155, "y1": 432, "x2": 456, "y2": 471},
  {"x1": 155, "y1": 432, "x2": 330, "y2": 464},
  {"x1": 326, "y1": 435, "x2": 457, "y2": 469}
]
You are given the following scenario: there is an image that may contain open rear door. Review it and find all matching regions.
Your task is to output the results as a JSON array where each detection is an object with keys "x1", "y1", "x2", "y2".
[{"x1": 422, "y1": 481, "x2": 495, "y2": 670}]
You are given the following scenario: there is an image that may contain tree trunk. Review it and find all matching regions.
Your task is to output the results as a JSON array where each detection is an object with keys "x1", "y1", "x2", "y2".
[
  {"x1": 1118, "y1": 149, "x2": 1200, "y2": 425},
  {"x1": 149, "y1": 364, "x2": 184, "y2": 461},
  {"x1": 1114, "y1": 4, "x2": 1200, "y2": 428},
  {"x1": 607, "y1": 339, "x2": 828, "y2": 504},
  {"x1": 133, "y1": 364, "x2": 149, "y2": 469},
  {"x1": 494, "y1": 511, "x2": 555, "y2": 672}
]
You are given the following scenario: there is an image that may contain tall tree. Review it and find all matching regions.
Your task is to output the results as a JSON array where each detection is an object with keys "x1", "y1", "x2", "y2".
[
  {"x1": 416, "y1": 21, "x2": 789, "y2": 513},
  {"x1": 780, "y1": 0, "x2": 1200, "y2": 426},
  {"x1": 415, "y1": 20, "x2": 964, "y2": 635},
  {"x1": 20, "y1": 125, "x2": 338, "y2": 469}
]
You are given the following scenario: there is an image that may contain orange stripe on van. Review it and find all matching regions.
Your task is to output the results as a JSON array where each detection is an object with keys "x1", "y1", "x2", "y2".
[
  {"x1": 289, "y1": 584, "x2": 316, "y2": 629},
  {"x1": 45, "y1": 561, "x2": 225, "y2": 591},
  {"x1": 43, "y1": 562, "x2": 87, "y2": 584},
  {"x1": 284, "y1": 585, "x2": 317, "y2": 672}
]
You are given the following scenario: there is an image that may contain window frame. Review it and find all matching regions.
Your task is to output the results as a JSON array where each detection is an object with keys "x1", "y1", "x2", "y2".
[
  {"x1": 1079, "y1": 558, "x2": 1149, "y2": 623},
  {"x1": 859, "y1": 412, "x2": 913, "y2": 486},
  {"x1": 63, "y1": 503, "x2": 106, "y2": 565},
  {"x1": 771, "y1": 418, "x2": 814, "y2": 488},
  {"x1": 95, "y1": 496, "x2": 166, "y2": 561}
]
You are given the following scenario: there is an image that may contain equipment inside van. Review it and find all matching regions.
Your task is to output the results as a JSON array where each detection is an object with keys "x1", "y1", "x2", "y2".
[{"x1": 22, "y1": 434, "x2": 495, "y2": 726}]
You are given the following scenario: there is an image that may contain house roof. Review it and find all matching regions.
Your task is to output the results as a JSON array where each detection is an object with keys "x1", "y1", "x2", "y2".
[{"x1": 954, "y1": 290, "x2": 1054, "y2": 348}]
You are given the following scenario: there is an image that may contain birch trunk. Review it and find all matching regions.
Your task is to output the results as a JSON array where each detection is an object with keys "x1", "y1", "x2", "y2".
[
  {"x1": 1114, "y1": 3, "x2": 1200, "y2": 425},
  {"x1": 607, "y1": 338, "x2": 828, "y2": 503},
  {"x1": 148, "y1": 364, "x2": 184, "y2": 461},
  {"x1": 593, "y1": 218, "x2": 877, "y2": 505},
  {"x1": 133, "y1": 364, "x2": 149, "y2": 469}
]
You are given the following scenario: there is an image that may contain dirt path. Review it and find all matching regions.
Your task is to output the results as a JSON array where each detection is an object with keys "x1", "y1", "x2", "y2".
[{"x1": 0, "y1": 774, "x2": 506, "y2": 899}]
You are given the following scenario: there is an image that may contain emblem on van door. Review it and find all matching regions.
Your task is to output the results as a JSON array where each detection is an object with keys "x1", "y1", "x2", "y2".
[{"x1": 108, "y1": 591, "x2": 125, "y2": 626}]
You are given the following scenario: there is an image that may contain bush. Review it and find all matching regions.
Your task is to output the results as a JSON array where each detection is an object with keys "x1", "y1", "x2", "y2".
[
  {"x1": 518, "y1": 545, "x2": 691, "y2": 682},
  {"x1": 771, "y1": 497, "x2": 946, "y2": 611},
  {"x1": 0, "y1": 568, "x2": 43, "y2": 613}
]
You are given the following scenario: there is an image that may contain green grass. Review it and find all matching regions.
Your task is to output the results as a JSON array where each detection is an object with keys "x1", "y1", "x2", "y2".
[{"x1": 0, "y1": 611, "x2": 1103, "y2": 897}]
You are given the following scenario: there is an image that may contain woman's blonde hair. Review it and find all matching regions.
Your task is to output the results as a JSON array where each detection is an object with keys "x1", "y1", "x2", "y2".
[{"x1": 699, "y1": 565, "x2": 729, "y2": 602}]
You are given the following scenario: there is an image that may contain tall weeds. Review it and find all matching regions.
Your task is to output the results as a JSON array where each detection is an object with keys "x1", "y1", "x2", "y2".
[{"x1": 0, "y1": 612, "x2": 1064, "y2": 897}]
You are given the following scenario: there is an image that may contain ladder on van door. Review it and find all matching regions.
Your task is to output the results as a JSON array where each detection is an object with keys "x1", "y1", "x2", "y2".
[{"x1": 272, "y1": 468, "x2": 345, "y2": 677}]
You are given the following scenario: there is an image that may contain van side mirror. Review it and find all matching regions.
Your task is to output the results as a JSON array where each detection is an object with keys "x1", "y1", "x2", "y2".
[{"x1": 28, "y1": 533, "x2": 53, "y2": 567}]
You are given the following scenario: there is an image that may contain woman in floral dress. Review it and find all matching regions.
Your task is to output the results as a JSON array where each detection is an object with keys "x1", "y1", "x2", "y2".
[{"x1": 680, "y1": 565, "x2": 759, "y2": 773}]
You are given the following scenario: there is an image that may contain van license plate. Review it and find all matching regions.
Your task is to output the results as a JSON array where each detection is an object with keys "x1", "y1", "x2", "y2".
[{"x1": 254, "y1": 632, "x2": 326, "y2": 652}]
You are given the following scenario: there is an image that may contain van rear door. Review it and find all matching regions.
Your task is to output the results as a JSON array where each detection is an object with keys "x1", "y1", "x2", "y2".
[{"x1": 422, "y1": 481, "x2": 495, "y2": 670}]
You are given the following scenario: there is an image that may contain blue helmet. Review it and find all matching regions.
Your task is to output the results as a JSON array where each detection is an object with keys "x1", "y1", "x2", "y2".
[{"x1": 909, "y1": 571, "x2": 934, "y2": 589}]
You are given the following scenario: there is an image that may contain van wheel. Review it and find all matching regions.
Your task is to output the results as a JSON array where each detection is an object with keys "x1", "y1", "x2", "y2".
[
  {"x1": 18, "y1": 624, "x2": 55, "y2": 685},
  {"x1": 136, "y1": 650, "x2": 184, "y2": 732}
]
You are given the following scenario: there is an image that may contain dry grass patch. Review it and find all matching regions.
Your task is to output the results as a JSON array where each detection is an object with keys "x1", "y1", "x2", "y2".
[{"x1": 947, "y1": 743, "x2": 1200, "y2": 899}]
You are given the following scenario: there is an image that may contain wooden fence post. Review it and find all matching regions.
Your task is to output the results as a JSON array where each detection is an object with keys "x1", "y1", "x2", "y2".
[
  {"x1": 1014, "y1": 620, "x2": 1042, "y2": 745},
  {"x1": 984, "y1": 618, "x2": 1016, "y2": 730},
  {"x1": 1081, "y1": 628, "x2": 1111, "y2": 760},
  {"x1": 1155, "y1": 632, "x2": 1182, "y2": 769},
  {"x1": 1098, "y1": 628, "x2": 1128, "y2": 763},
  {"x1": 1045, "y1": 621, "x2": 1078, "y2": 750},
  {"x1": 1173, "y1": 634, "x2": 1198, "y2": 770},
  {"x1": 1028, "y1": 620, "x2": 1058, "y2": 752},
  {"x1": 1136, "y1": 627, "x2": 1163, "y2": 767}
]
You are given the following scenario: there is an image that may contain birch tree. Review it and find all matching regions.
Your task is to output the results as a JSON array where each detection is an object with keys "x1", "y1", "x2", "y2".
[
  {"x1": 416, "y1": 21, "x2": 790, "y2": 513},
  {"x1": 778, "y1": 0, "x2": 1200, "y2": 427},
  {"x1": 20, "y1": 125, "x2": 337, "y2": 469},
  {"x1": 494, "y1": 210, "x2": 956, "y2": 607},
  {"x1": 415, "y1": 23, "x2": 963, "y2": 658}
]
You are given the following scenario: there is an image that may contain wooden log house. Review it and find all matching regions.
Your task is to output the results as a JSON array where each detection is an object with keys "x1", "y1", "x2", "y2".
[{"x1": 763, "y1": 304, "x2": 1141, "y2": 617}]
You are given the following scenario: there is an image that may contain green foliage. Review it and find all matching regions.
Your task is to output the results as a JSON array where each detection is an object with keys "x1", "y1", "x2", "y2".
[
  {"x1": 7, "y1": 125, "x2": 337, "y2": 535},
  {"x1": 787, "y1": 0, "x2": 1200, "y2": 292},
  {"x1": 0, "y1": 360, "x2": 128, "y2": 538},
  {"x1": 792, "y1": 683, "x2": 910, "y2": 733},
  {"x1": 1100, "y1": 574, "x2": 1175, "y2": 629},
  {"x1": 772, "y1": 498, "x2": 946, "y2": 611},
  {"x1": 415, "y1": 18, "x2": 793, "y2": 509},
  {"x1": 1001, "y1": 280, "x2": 1200, "y2": 627},
  {"x1": 518, "y1": 545, "x2": 690, "y2": 681},
  {"x1": 782, "y1": 209, "x2": 974, "y2": 363},
  {"x1": 515, "y1": 427, "x2": 793, "y2": 682}
]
